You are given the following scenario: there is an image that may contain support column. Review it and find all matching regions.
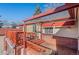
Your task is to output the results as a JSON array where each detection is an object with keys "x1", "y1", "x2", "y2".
[
  {"x1": 40, "y1": 22, "x2": 42, "y2": 40},
  {"x1": 37, "y1": 22, "x2": 42, "y2": 40},
  {"x1": 23, "y1": 25, "x2": 25, "y2": 32},
  {"x1": 23, "y1": 24, "x2": 26, "y2": 32}
]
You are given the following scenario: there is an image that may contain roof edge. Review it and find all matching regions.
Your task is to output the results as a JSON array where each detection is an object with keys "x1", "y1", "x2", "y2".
[{"x1": 23, "y1": 3, "x2": 79, "y2": 22}]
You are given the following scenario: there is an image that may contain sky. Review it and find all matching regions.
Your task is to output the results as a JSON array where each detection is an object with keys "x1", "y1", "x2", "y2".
[
  {"x1": 0, "y1": 3, "x2": 64, "y2": 24},
  {"x1": 0, "y1": 3, "x2": 46, "y2": 24}
]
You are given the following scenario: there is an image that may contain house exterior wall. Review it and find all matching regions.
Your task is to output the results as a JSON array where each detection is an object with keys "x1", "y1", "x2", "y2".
[
  {"x1": 36, "y1": 23, "x2": 41, "y2": 32},
  {"x1": 24, "y1": 23, "x2": 42, "y2": 39},
  {"x1": 26, "y1": 25, "x2": 34, "y2": 32},
  {"x1": 19, "y1": 26, "x2": 24, "y2": 31},
  {"x1": 24, "y1": 25, "x2": 27, "y2": 32}
]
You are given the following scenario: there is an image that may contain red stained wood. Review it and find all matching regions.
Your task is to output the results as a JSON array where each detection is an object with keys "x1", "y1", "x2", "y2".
[{"x1": 42, "y1": 20, "x2": 75, "y2": 27}]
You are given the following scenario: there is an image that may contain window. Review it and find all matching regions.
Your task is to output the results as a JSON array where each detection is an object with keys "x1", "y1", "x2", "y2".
[
  {"x1": 33, "y1": 24, "x2": 36, "y2": 32},
  {"x1": 44, "y1": 27, "x2": 53, "y2": 34}
]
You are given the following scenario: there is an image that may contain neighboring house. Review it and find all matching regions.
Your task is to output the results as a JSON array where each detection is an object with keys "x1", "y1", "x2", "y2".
[
  {"x1": 2, "y1": 23, "x2": 17, "y2": 28},
  {"x1": 17, "y1": 24, "x2": 24, "y2": 31},
  {"x1": 2, "y1": 24, "x2": 12, "y2": 28}
]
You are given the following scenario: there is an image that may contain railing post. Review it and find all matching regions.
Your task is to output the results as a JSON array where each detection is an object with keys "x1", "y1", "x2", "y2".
[{"x1": 3, "y1": 37, "x2": 8, "y2": 55}]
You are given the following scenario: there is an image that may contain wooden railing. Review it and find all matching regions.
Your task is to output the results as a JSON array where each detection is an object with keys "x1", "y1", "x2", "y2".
[{"x1": 4, "y1": 30, "x2": 51, "y2": 55}]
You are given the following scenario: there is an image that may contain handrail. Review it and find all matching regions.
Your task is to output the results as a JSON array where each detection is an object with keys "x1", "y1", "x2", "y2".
[{"x1": 27, "y1": 40, "x2": 50, "y2": 52}]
